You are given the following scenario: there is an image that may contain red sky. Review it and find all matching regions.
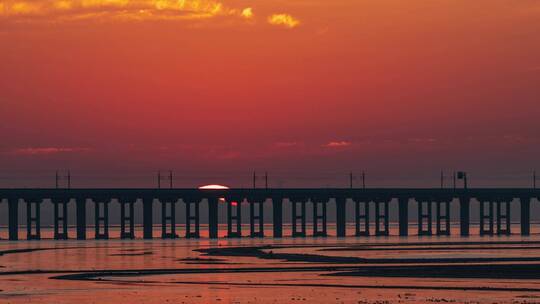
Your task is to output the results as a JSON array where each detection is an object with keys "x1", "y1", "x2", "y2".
[{"x1": 1, "y1": 0, "x2": 539, "y2": 188}]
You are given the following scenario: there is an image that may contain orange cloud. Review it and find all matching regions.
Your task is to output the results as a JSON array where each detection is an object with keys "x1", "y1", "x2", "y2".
[
  {"x1": 6, "y1": 1, "x2": 40, "y2": 14},
  {"x1": 240, "y1": 7, "x2": 252, "y2": 19},
  {"x1": 268, "y1": 13, "x2": 299, "y2": 28},
  {"x1": 324, "y1": 141, "x2": 351, "y2": 148},
  {"x1": 0, "y1": 0, "x2": 252, "y2": 22}
]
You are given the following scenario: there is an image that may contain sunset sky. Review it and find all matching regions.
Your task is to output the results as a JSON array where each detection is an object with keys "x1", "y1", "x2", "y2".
[{"x1": 1, "y1": 0, "x2": 539, "y2": 188}]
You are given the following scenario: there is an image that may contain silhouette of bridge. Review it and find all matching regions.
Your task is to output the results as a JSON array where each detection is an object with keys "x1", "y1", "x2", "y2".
[{"x1": 1, "y1": 188, "x2": 539, "y2": 240}]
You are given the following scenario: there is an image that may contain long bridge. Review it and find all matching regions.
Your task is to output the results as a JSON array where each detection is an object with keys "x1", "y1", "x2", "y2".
[{"x1": 0, "y1": 188, "x2": 539, "y2": 240}]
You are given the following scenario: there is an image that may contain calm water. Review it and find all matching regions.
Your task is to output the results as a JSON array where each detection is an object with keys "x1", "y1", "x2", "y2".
[{"x1": 2, "y1": 225, "x2": 540, "y2": 303}]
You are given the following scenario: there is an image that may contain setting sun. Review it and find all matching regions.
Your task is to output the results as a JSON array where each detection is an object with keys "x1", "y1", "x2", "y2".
[{"x1": 198, "y1": 184, "x2": 230, "y2": 189}]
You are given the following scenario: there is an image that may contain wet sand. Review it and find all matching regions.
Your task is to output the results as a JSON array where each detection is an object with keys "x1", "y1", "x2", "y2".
[{"x1": 2, "y1": 227, "x2": 540, "y2": 303}]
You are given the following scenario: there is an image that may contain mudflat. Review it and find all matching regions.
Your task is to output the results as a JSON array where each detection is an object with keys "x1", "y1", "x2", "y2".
[{"x1": 2, "y1": 228, "x2": 540, "y2": 303}]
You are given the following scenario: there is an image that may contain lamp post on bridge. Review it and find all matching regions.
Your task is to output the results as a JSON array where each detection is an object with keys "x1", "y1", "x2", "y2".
[
  {"x1": 349, "y1": 171, "x2": 366, "y2": 189},
  {"x1": 55, "y1": 170, "x2": 71, "y2": 189},
  {"x1": 252, "y1": 171, "x2": 268, "y2": 189},
  {"x1": 440, "y1": 171, "x2": 456, "y2": 189},
  {"x1": 457, "y1": 171, "x2": 468, "y2": 189},
  {"x1": 157, "y1": 170, "x2": 173, "y2": 189}
]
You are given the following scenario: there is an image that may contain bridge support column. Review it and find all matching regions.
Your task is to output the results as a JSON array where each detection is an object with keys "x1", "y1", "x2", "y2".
[
  {"x1": 53, "y1": 200, "x2": 69, "y2": 240},
  {"x1": 459, "y1": 196, "x2": 470, "y2": 236},
  {"x1": 272, "y1": 197, "x2": 283, "y2": 238},
  {"x1": 418, "y1": 201, "x2": 432, "y2": 236},
  {"x1": 520, "y1": 196, "x2": 531, "y2": 236},
  {"x1": 249, "y1": 200, "x2": 264, "y2": 238},
  {"x1": 479, "y1": 201, "x2": 494, "y2": 236},
  {"x1": 161, "y1": 200, "x2": 177, "y2": 239},
  {"x1": 496, "y1": 201, "x2": 511, "y2": 235},
  {"x1": 76, "y1": 199, "x2": 87, "y2": 240},
  {"x1": 94, "y1": 200, "x2": 109, "y2": 240},
  {"x1": 227, "y1": 199, "x2": 241, "y2": 238},
  {"x1": 292, "y1": 201, "x2": 306, "y2": 237},
  {"x1": 375, "y1": 201, "x2": 389, "y2": 236},
  {"x1": 208, "y1": 198, "x2": 219, "y2": 239},
  {"x1": 336, "y1": 198, "x2": 346, "y2": 237},
  {"x1": 398, "y1": 198, "x2": 408, "y2": 236},
  {"x1": 143, "y1": 198, "x2": 153, "y2": 239},
  {"x1": 26, "y1": 200, "x2": 41, "y2": 240},
  {"x1": 120, "y1": 201, "x2": 135, "y2": 239},
  {"x1": 185, "y1": 201, "x2": 200, "y2": 238},
  {"x1": 436, "y1": 201, "x2": 451, "y2": 236},
  {"x1": 355, "y1": 200, "x2": 369, "y2": 236},
  {"x1": 312, "y1": 200, "x2": 327, "y2": 237},
  {"x1": 8, "y1": 199, "x2": 18, "y2": 241}
]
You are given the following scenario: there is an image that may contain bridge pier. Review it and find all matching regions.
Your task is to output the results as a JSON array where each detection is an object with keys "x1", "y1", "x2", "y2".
[
  {"x1": 208, "y1": 198, "x2": 219, "y2": 239},
  {"x1": 496, "y1": 201, "x2": 511, "y2": 235},
  {"x1": 459, "y1": 196, "x2": 470, "y2": 236},
  {"x1": 227, "y1": 199, "x2": 242, "y2": 238},
  {"x1": 94, "y1": 200, "x2": 109, "y2": 240},
  {"x1": 336, "y1": 198, "x2": 346, "y2": 237},
  {"x1": 375, "y1": 201, "x2": 389, "y2": 236},
  {"x1": 292, "y1": 201, "x2": 306, "y2": 237},
  {"x1": 436, "y1": 201, "x2": 451, "y2": 235},
  {"x1": 26, "y1": 200, "x2": 41, "y2": 240},
  {"x1": 249, "y1": 200, "x2": 264, "y2": 237},
  {"x1": 272, "y1": 197, "x2": 283, "y2": 238},
  {"x1": 8, "y1": 199, "x2": 19, "y2": 241},
  {"x1": 520, "y1": 196, "x2": 531, "y2": 236},
  {"x1": 53, "y1": 200, "x2": 69, "y2": 240},
  {"x1": 185, "y1": 200, "x2": 200, "y2": 238},
  {"x1": 119, "y1": 201, "x2": 135, "y2": 239},
  {"x1": 398, "y1": 198, "x2": 408, "y2": 236},
  {"x1": 417, "y1": 200, "x2": 433, "y2": 236},
  {"x1": 479, "y1": 201, "x2": 494, "y2": 236},
  {"x1": 161, "y1": 200, "x2": 177, "y2": 239},
  {"x1": 1, "y1": 188, "x2": 535, "y2": 242},
  {"x1": 355, "y1": 200, "x2": 369, "y2": 236},
  {"x1": 143, "y1": 198, "x2": 153, "y2": 239},
  {"x1": 312, "y1": 200, "x2": 327, "y2": 237},
  {"x1": 76, "y1": 199, "x2": 87, "y2": 240}
]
